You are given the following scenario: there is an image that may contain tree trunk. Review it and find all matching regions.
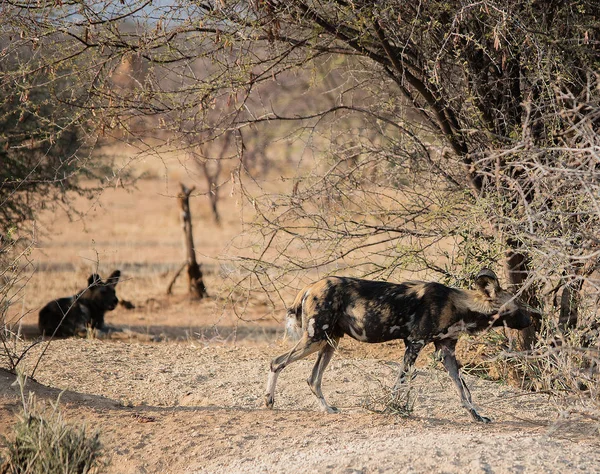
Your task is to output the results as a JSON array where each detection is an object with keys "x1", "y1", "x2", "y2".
[
  {"x1": 506, "y1": 246, "x2": 540, "y2": 351},
  {"x1": 178, "y1": 183, "x2": 208, "y2": 299},
  {"x1": 558, "y1": 257, "x2": 597, "y2": 333},
  {"x1": 558, "y1": 280, "x2": 583, "y2": 332}
]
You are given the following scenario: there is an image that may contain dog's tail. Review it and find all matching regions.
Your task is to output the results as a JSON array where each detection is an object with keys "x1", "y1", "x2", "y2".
[{"x1": 284, "y1": 285, "x2": 309, "y2": 341}]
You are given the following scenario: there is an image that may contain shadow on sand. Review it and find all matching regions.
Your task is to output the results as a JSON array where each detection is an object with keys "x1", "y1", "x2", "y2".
[{"x1": 13, "y1": 323, "x2": 284, "y2": 343}]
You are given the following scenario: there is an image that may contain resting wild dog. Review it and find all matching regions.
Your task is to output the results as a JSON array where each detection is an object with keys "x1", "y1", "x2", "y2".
[
  {"x1": 265, "y1": 268, "x2": 533, "y2": 423},
  {"x1": 39, "y1": 270, "x2": 121, "y2": 337}
]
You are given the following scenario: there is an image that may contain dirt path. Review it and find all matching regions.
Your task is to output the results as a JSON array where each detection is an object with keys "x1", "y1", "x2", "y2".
[{"x1": 1, "y1": 339, "x2": 598, "y2": 473}]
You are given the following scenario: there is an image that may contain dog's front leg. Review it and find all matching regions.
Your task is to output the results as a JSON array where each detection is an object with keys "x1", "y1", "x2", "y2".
[
  {"x1": 434, "y1": 339, "x2": 491, "y2": 423},
  {"x1": 392, "y1": 340, "x2": 424, "y2": 392}
]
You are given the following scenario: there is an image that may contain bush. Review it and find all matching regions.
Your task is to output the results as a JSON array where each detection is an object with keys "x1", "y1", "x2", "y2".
[
  {"x1": 0, "y1": 374, "x2": 106, "y2": 474},
  {"x1": 462, "y1": 321, "x2": 600, "y2": 429}
]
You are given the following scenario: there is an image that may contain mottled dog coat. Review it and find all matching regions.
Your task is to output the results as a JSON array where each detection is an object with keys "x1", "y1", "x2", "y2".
[
  {"x1": 39, "y1": 270, "x2": 121, "y2": 337},
  {"x1": 265, "y1": 269, "x2": 533, "y2": 422}
]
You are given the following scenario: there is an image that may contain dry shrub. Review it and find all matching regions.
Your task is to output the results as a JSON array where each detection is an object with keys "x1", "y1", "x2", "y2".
[
  {"x1": 0, "y1": 374, "x2": 106, "y2": 474},
  {"x1": 361, "y1": 370, "x2": 418, "y2": 417},
  {"x1": 0, "y1": 236, "x2": 37, "y2": 373},
  {"x1": 463, "y1": 319, "x2": 600, "y2": 428}
]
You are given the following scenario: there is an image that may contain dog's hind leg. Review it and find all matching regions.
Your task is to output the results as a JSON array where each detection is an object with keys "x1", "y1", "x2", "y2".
[
  {"x1": 265, "y1": 335, "x2": 326, "y2": 410},
  {"x1": 307, "y1": 337, "x2": 339, "y2": 413},
  {"x1": 434, "y1": 339, "x2": 491, "y2": 423},
  {"x1": 392, "y1": 340, "x2": 424, "y2": 392}
]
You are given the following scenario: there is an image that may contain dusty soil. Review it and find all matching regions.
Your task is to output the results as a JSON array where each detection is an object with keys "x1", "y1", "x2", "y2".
[
  {"x1": 1, "y1": 339, "x2": 599, "y2": 474},
  {"x1": 2, "y1": 152, "x2": 599, "y2": 473}
]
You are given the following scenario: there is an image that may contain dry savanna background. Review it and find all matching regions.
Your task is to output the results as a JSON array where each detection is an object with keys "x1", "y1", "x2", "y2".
[{"x1": 2, "y1": 2, "x2": 600, "y2": 474}]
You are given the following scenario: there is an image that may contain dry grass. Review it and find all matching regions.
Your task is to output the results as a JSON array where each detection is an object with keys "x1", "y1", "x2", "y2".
[
  {"x1": 0, "y1": 374, "x2": 105, "y2": 474},
  {"x1": 361, "y1": 376, "x2": 418, "y2": 417}
]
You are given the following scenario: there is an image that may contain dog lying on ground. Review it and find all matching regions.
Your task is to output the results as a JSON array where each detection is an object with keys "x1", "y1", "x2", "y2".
[
  {"x1": 265, "y1": 268, "x2": 533, "y2": 423},
  {"x1": 39, "y1": 270, "x2": 121, "y2": 338}
]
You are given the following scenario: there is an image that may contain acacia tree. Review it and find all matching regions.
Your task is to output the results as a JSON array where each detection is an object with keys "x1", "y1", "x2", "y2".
[
  {"x1": 0, "y1": 46, "x2": 101, "y2": 239},
  {"x1": 4, "y1": 1, "x2": 600, "y2": 350}
]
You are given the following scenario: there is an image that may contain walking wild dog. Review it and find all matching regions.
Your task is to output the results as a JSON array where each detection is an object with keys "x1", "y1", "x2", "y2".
[
  {"x1": 265, "y1": 268, "x2": 533, "y2": 423},
  {"x1": 39, "y1": 270, "x2": 121, "y2": 337}
]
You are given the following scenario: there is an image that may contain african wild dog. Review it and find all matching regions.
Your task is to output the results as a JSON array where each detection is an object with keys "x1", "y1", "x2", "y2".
[
  {"x1": 265, "y1": 268, "x2": 533, "y2": 423},
  {"x1": 39, "y1": 270, "x2": 121, "y2": 338}
]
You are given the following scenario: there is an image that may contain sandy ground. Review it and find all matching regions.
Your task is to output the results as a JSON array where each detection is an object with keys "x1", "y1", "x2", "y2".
[
  {"x1": 1, "y1": 338, "x2": 599, "y2": 474},
  {"x1": 2, "y1": 154, "x2": 599, "y2": 473}
]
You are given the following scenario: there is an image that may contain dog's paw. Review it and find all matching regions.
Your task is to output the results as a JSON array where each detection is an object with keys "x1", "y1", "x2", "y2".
[
  {"x1": 470, "y1": 408, "x2": 492, "y2": 423},
  {"x1": 472, "y1": 413, "x2": 492, "y2": 423},
  {"x1": 264, "y1": 394, "x2": 274, "y2": 409}
]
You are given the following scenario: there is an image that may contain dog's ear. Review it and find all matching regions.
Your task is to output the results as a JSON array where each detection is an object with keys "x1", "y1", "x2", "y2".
[
  {"x1": 106, "y1": 270, "x2": 121, "y2": 288},
  {"x1": 474, "y1": 268, "x2": 500, "y2": 299},
  {"x1": 88, "y1": 274, "x2": 101, "y2": 287}
]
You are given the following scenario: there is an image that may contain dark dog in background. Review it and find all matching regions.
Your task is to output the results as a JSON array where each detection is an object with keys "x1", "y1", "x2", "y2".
[
  {"x1": 39, "y1": 270, "x2": 121, "y2": 337},
  {"x1": 265, "y1": 268, "x2": 533, "y2": 423}
]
